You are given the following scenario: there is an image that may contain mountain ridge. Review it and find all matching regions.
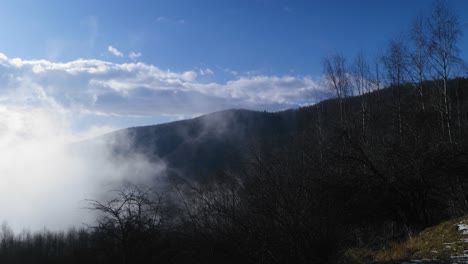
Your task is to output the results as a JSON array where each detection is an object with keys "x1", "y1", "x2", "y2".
[{"x1": 100, "y1": 107, "x2": 300, "y2": 182}]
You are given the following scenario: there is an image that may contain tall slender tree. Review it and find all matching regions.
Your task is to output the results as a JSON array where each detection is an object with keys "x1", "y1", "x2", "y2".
[
  {"x1": 323, "y1": 53, "x2": 351, "y2": 125},
  {"x1": 384, "y1": 38, "x2": 407, "y2": 137},
  {"x1": 427, "y1": 0, "x2": 462, "y2": 143},
  {"x1": 408, "y1": 14, "x2": 429, "y2": 112},
  {"x1": 353, "y1": 51, "x2": 371, "y2": 135}
]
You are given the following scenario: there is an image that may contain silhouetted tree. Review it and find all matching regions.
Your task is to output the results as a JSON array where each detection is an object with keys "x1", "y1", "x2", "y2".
[
  {"x1": 384, "y1": 37, "x2": 407, "y2": 137},
  {"x1": 323, "y1": 53, "x2": 351, "y2": 125},
  {"x1": 427, "y1": 0, "x2": 463, "y2": 143},
  {"x1": 87, "y1": 183, "x2": 164, "y2": 264},
  {"x1": 408, "y1": 14, "x2": 430, "y2": 112}
]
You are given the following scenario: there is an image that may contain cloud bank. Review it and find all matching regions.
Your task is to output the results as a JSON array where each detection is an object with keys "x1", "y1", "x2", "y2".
[
  {"x1": 0, "y1": 53, "x2": 324, "y2": 121},
  {"x1": 0, "y1": 104, "x2": 164, "y2": 232}
]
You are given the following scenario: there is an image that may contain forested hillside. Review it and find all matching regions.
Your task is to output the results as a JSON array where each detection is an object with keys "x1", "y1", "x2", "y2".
[
  {"x1": 5, "y1": 77, "x2": 467, "y2": 264},
  {"x1": 0, "y1": 0, "x2": 467, "y2": 263}
]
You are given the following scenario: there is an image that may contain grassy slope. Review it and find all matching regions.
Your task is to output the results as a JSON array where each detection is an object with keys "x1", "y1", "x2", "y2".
[{"x1": 346, "y1": 216, "x2": 468, "y2": 263}]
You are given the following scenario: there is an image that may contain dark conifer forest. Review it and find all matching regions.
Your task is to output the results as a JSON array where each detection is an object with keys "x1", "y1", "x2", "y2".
[{"x1": 1, "y1": 1, "x2": 468, "y2": 263}]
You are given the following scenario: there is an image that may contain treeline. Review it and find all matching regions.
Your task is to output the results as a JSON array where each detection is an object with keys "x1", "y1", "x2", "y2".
[{"x1": 1, "y1": 0, "x2": 468, "y2": 263}]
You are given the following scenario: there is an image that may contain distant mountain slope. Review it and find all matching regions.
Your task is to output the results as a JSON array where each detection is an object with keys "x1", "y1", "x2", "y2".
[
  {"x1": 99, "y1": 77, "x2": 468, "y2": 184},
  {"x1": 97, "y1": 88, "x2": 383, "y2": 183},
  {"x1": 106, "y1": 109, "x2": 303, "y2": 182}
]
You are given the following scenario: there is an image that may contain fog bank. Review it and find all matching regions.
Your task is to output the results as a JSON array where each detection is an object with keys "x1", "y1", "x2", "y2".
[{"x1": 0, "y1": 105, "x2": 165, "y2": 232}]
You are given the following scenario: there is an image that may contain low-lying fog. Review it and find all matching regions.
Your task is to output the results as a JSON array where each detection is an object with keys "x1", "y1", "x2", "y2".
[{"x1": 0, "y1": 105, "x2": 165, "y2": 232}]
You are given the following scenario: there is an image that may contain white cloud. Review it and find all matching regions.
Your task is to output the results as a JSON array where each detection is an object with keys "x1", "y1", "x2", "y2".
[
  {"x1": 199, "y1": 68, "x2": 214, "y2": 75},
  {"x1": 0, "y1": 104, "x2": 165, "y2": 231},
  {"x1": 107, "y1": 45, "x2": 123, "y2": 57},
  {"x1": 223, "y1": 68, "x2": 238, "y2": 76},
  {"x1": 0, "y1": 52, "x2": 325, "y2": 118},
  {"x1": 129, "y1": 51, "x2": 142, "y2": 60}
]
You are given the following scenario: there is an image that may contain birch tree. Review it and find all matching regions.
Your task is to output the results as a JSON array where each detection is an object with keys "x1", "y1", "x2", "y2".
[
  {"x1": 427, "y1": 0, "x2": 462, "y2": 143},
  {"x1": 323, "y1": 53, "x2": 351, "y2": 125}
]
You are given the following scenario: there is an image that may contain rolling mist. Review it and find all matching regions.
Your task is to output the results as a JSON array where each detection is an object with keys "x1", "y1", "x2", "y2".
[{"x1": 0, "y1": 105, "x2": 165, "y2": 231}]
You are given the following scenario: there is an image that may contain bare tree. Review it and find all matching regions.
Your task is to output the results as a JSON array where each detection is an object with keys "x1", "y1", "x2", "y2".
[
  {"x1": 87, "y1": 183, "x2": 164, "y2": 264},
  {"x1": 353, "y1": 51, "x2": 371, "y2": 134},
  {"x1": 370, "y1": 52, "x2": 385, "y2": 113},
  {"x1": 0, "y1": 222, "x2": 14, "y2": 255},
  {"x1": 408, "y1": 14, "x2": 430, "y2": 112},
  {"x1": 384, "y1": 38, "x2": 407, "y2": 136},
  {"x1": 323, "y1": 53, "x2": 351, "y2": 125},
  {"x1": 427, "y1": 0, "x2": 462, "y2": 143}
]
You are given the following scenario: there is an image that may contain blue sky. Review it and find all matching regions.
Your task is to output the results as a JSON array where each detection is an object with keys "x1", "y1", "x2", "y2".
[{"x1": 0, "y1": 0, "x2": 467, "y2": 135}]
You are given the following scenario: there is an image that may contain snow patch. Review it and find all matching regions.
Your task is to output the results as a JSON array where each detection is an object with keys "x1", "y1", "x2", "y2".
[{"x1": 458, "y1": 224, "x2": 468, "y2": 235}]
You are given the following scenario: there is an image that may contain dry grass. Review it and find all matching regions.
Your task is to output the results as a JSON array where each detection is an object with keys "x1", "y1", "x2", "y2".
[{"x1": 346, "y1": 216, "x2": 468, "y2": 263}]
